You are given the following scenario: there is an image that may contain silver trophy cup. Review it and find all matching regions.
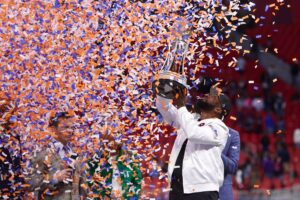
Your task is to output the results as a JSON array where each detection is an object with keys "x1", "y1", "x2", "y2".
[{"x1": 152, "y1": 34, "x2": 189, "y2": 99}]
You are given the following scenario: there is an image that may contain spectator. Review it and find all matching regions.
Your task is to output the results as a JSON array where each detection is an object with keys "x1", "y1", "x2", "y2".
[
  {"x1": 290, "y1": 60, "x2": 299, "y2": 86},
  {"x1": 219, "y1": 128, "x2": 241, "y2": 200},
  {"x1": 252, "y1": 96, "x2": 264, "y2": 112},
  {"x1": 261, "y1": 72, "x2": 273, "y2": 109},
  {"x1": 242, "y1": 109, "x2": 256, "y2": 133},
  {"x1": 249, "y1": 164, "x2": 262, "y2": 188},
  {"x1": 236, "y1": 57, "x2": 246, "y2": 74},
  {"x1": 242, "y1": 159, "x2": 253, "y2": 189},
  {"x1": 235, "y1": 169, "x2": 244, "y2": 189},
  {"x1": 277, "y1": 117, "x2": 285, "y2": 133},
  {"x1": 264, "y1": 112, "x2": 276, "y2": 134},
  {"x1": 293, "y1": 128, "x2": 300, "y2": 148},
  {"x1": 254, "y1": 112, "x2": 263, "y2": 133},
  {"x1": 87, "y1": 132, "x2": 142, "y2": 200},
  {"x1": 277, "y1": 143, "x2": 290, "y2": 164},
  {"x1": 0, "y1": 97, "x2": 24, "y2": 199},
  {"x1": 262, "y1": 152, "x2": 274, "y2": 179},
  {"x1": 261, "y1": 133, "x2": 270, "y2": 152},
  {"x1": 266, "y1": 38, "x2": 275, "y2": 54},
  {"x1": 273, "y1": 157, "x2": 284, "y2": 178},
  {"x1": 271, "y1": 93, "x2": 285, "y2": 117},
  {"x1": 26, "y1": 112, "x2": 87, "y2": 200},
  {"x1": 241, "y1": 143, "x2": 259, "y2": 190}
]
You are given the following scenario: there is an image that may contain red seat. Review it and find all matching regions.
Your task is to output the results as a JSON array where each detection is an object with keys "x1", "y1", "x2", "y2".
[
  {"x1": 282, "y1": 174, "x2": 292, "y2": 188},
  {"x1": 273, "y1": 178, "x2": 282, "y2": 189},
  {"x1": 251, "y1": 134, "x2": 260, "y2": 144},
  {"x1": 261, "y1": 177, "x2": 272, "y2": 189}
]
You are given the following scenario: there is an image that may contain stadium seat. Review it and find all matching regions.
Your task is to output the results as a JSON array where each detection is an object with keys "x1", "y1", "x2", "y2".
[{"x1": 261, "y1": 176, "x2": 272, "y2": 189}]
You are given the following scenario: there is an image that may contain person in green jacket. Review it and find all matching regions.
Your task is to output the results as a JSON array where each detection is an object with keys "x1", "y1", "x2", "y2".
[{"x1": 87, "y1": 133, "x2": 142, "y2": 200}]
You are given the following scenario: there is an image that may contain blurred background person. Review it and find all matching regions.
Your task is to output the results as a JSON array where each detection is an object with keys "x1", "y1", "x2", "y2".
[
  {"x1": 0, "y1": 97, "x2": 24, "y2": 199},
  {"x1": 86, "y1": 131, "x2": 142, "y2": 200},
  {"x1": 293, "y1": 128, "x2": 300, "y2": 148},
  {"x1": 26, "y1": 112, "x2": 87, "y2": 200},
  {"x1": 219, "y1": 128, "x2": 241, "y2": 200}
]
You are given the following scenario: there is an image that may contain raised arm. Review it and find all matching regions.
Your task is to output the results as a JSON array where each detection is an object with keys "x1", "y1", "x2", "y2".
[
  {"x1": 156, "y1": 96, "x2": 180, "y2": 129},
  {"x1": 176, "y1": 107, "x2": 228, "y2": 146},
  {"x1": 222, "y1": 129, "x2": 240, "y2": 175}
]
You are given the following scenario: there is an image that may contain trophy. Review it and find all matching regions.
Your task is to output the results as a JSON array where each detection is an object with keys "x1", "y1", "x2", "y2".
[{"x1": 152, "y1": 32, "x2": 190, "y2": 99}]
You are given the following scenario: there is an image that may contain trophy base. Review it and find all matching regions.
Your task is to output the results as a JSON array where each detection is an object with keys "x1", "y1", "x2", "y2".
[
  {"x1": 152, "y1": 79, "x2": 187, "y2": 99},
  {"x1": 152, "y1": 71, "x2": 188, "y2": 99}
]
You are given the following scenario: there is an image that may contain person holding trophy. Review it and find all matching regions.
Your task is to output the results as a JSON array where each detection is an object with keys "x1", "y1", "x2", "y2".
[{"x1": 152, "y1": 22, "x2": 231, "y2": 199}]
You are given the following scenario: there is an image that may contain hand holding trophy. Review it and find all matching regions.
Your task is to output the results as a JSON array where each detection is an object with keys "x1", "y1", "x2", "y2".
[{"x1": 151, "y1": 1, "x2": 218, "y2": 100}]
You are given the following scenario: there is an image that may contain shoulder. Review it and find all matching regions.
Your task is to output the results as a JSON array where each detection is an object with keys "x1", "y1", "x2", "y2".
[
  {"x1": 201, "y1": 118, "x2": 229, "y2": 134},
  {"x1": 229, "y1": 128, "x2": 240, "y2": 140},
  {"x1": 229, "y1": 128, "x2": 239, "y2": 135},
  {"x1": 228, "y1": 128, "x2": 241, "y2": 148}
]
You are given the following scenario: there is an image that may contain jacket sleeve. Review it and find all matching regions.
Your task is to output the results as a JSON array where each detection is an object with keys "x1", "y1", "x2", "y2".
[
  {"x1": 177, "y1": 107, "x2": 228, "y2": 146},
  {"x1": 222, "y1": 130, "x2": 240, "y2": 175},
  {"x1": 155, "y1": 96, "x2": 180, "y2": 129},
  {"x1": 26, "y1": 150, "x2": 58, "y2": 192},
  {"x1": 74, "y1": 158, "x2": 88, "y2": 199}
]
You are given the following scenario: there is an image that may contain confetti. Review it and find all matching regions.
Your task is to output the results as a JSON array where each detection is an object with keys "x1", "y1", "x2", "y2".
[
  {"x1": 229, "y1": 116, "x2": 237, "y2": 121},
  {"x1": 0, "y1": 0, "x2": 288, "y2": 199}
]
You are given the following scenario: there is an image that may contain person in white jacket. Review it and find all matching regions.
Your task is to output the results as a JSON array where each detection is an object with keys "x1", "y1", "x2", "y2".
[{"x1": 154, "y1": 85, "x2": 231, "y2": 200}]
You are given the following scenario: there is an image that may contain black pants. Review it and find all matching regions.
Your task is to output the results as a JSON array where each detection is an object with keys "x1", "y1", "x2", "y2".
[
  {"x1": 169, "y1": 176, "x2": 219, "y2": 200},
  {"x1": 169, "y1": 139, "x2": 218, "y2": 200},
  {"x1": 170, "y1": 189, "x2": 218, "y2": 200}
]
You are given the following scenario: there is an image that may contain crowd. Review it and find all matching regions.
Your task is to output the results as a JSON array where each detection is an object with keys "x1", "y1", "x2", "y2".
[{"x1": 220, "y1": 63, "x2": 300, "y2": 190}]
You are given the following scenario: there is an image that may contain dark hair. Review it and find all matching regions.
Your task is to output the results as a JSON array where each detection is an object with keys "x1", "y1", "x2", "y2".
[
  {"x1": 219, "y1": 93, "x2": 232, "y2": 119},
  {"x1": 49, "y1": 112, "x2": 71, "y2": 127}
]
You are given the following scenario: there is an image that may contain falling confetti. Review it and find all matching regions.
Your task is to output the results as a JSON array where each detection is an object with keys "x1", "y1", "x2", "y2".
[{"x1": 0, "y1": 0, "x2": 288, "y2": 198}]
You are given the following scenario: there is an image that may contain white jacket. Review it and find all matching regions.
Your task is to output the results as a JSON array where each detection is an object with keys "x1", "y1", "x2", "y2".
[{"x1": 156, "y1": 96, "x2": 228, "y2": 194}]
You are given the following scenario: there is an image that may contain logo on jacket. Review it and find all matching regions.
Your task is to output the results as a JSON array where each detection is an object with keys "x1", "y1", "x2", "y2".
[{"x1": 199, "y1": 123, "x2": 205, "y2": 127}]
